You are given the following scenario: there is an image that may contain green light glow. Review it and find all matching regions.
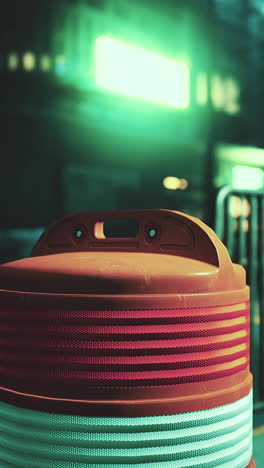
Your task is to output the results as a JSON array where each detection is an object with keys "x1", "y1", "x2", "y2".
[
  {"x1": 232, "y1": 165, "x2": 263, "y2": 190},
  {"x1": 211, "y1": 75, "x2": 240, "y2": 114},
  {"x1": 94, "y1": 36, "x2": 189, "y2": 109},
  {"x1": 216, "y1": 144, "x2": 264, "y2": 167},
  {"x1": 55, "y1": 55, "x2": 66, "y2": 74},
  {"x1": 211, "y1": 75, "x2": 225, "y2": 110},
  {"x1": 225, "y1": 78, "x2": 240, "y2": 115},
  {"x1": 196, "y1": 72, "x2": 208, "y2": 106},
  {"x1": 75, "y1": 230, "x2": 82, "y2": 239},
  {"x1": 40, "y1": 55, "x2": 51, "y2": 72},
  {"x1": 149, "y1": 229, "x2": 156, "y2": 238}
]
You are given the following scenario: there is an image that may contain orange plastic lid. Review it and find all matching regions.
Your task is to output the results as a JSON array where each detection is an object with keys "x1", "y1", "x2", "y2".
[{"x1": 0, "y1": 209, "x2": 248, "y2": 308}]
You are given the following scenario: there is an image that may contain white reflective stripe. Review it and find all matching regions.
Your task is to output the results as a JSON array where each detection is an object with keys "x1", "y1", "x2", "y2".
[
  {"x1": 149, "y1": 389, "x2": 252, "y2": 425},
  {"x1": 19, "y1": 408, "x2": 248, "y2": 443},
  {"x1": 162, "y1": 435, "x2": 252, "y2": 468},
  {"x1": 0, "y1": 422, "x2": 252, "y2": 455},
  {"x1": 0, "y1": 389, "x2": 253, "y2": 467},
  {"x1": 218, "y1": 442, "x2": 252, "y2": 468}
]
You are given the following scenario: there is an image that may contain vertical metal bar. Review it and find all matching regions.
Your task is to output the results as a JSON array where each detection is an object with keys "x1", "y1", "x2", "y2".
[
  {"x1": 215, "y1": 188, "x2": 264, "y2": 406},
  {"x1": 249, "y1": 195, "x2": 260, "y2": 402},
  {"x1": 215, "y1": 186, "x2": 232, "y2": 240},
  {"x1": 238, "y1": 195, "x2": 247, "y2": 269},
  {"x1": 260, "y1": 196, "x2": 264, "y2": 399},
  {"x1": 226, "y1": 195, "x2": 235, "y2": 260}
]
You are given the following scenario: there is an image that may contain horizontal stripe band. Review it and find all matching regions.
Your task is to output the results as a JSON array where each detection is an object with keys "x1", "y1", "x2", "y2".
[
  {"x1": 0, "y1": 343, "x2": 247, "y2": 366},
  {"x1": 0, "y1": 315, "x2": 247, "y2": 337},
  {"x1": 0, "y1": 302, "x2": 247, "y2": 319},
  {"x1": 0, "y1": 330, "x2": 248, "y2": 350},
  {"x1": 0, "y1": 357, "x2": 249, "y2": 379},
  {"x1": 0, "y1": 389, "x2": 253, "y2": 467},
  {"x1": 0, "y1": 302, "x2": 250, "y2": 394}
]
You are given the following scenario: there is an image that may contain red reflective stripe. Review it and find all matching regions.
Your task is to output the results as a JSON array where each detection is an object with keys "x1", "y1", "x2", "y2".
[
  {"x1": 0, "y1": 330, "x2": 248, "y2": 349},
  {"x1": 0, "y1": 302, "x2": 248, "y2": 319},
  {"x1": 0, "y1": 357, "x2": 248, "y2": 380},
  {"x1": 0, "y1": 343, "x2": 248, "y2": 365},
  {"x1": 0, "y1": 302, "x2": 250, "y2": 395},
  {"x1": 0, "y1": 316, "x2": 247, "y2": 334}
]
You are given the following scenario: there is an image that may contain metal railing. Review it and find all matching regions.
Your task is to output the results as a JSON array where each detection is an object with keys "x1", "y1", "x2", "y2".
[{"x1": 215, "y1": 185, "x2": 264, "y2": 407}]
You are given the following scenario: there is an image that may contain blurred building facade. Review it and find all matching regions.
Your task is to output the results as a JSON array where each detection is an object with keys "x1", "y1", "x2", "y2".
[{"x1": 1, "y1": 0, "x2": 264, "y2": 255}]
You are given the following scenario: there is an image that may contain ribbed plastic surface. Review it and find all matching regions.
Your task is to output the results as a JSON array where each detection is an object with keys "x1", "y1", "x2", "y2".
[
  {"x1": 0, "y1": 390, "x2": 253, "y2": 467},
  {"x1": 0, "y1": 302, "x2": 249, "y2": 395}
]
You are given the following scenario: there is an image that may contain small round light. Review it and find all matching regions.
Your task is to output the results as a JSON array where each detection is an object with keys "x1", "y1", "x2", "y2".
[
  {"x1": 149, "y1": 229, "x2": 156, "y2": 238},
  {"x1": 8, "y1": 53, "x2": 18, "y2": 71},
  {"x1": 40, "y1": 55, "x2": 51, "y2": 71},
  {"x1": 180, "y1": 179, "x2": 189, "y2": 189},
  {"x1": 23, "y1": 52, "x2": 35, "y2": 71},
  {"x1": 73, "y1": 225, "x2": 87, "y2": 242},
  {"x1": 75, "y1": 230, "x2": 83, "y2": 239},
  {"x1": 163, "y1": 177, "x2": 181, "y2": 190}
]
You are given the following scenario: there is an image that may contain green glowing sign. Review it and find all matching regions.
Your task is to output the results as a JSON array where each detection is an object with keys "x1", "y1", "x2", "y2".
[
  {"x1": 94, "y1": 36, "x2": 189, "y2": 109},
  {"x1": 232, "y1": 165, "x2": 263, "y2": 190}
]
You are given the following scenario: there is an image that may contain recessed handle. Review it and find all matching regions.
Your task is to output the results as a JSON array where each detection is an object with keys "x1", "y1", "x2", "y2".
[{"x1": 31, "y1": 209, "x2": 232, "y2": 271}]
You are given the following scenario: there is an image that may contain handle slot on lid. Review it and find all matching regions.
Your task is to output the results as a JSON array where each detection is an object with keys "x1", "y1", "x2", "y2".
[
  {"x1": 31, "y1": 209, "x2": 235, "y2": 278},
  {"x1": 96, "y1": 218, "x2": 139, "y2": 239}
]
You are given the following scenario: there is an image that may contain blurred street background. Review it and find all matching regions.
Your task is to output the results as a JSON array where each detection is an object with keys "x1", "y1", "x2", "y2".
[{"x1": 1, "y1": 0, "x2": 264, "y2": 464}]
